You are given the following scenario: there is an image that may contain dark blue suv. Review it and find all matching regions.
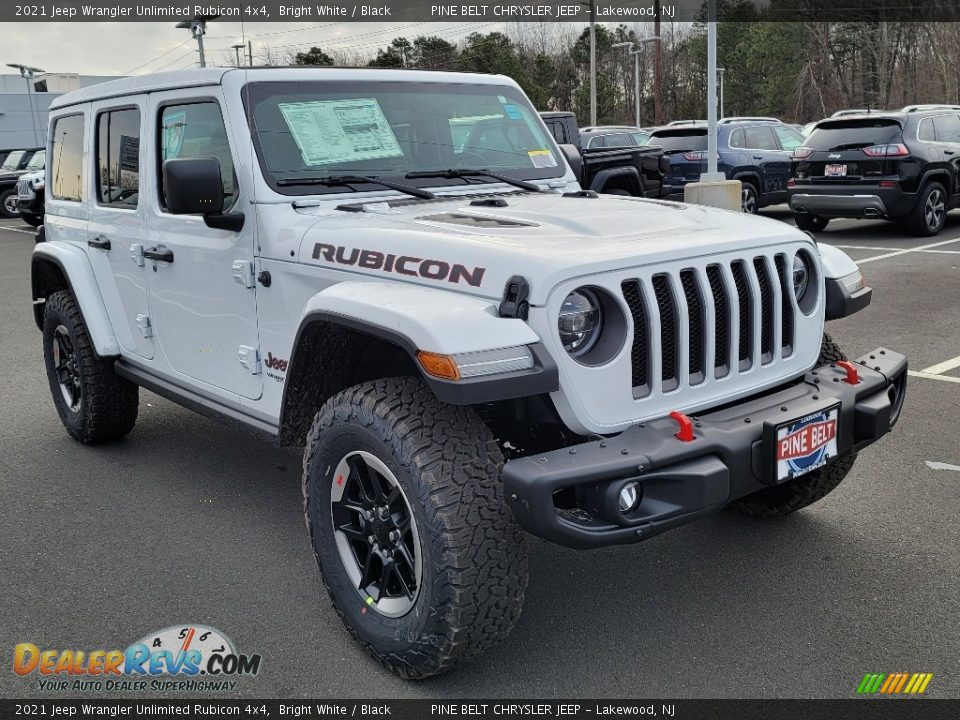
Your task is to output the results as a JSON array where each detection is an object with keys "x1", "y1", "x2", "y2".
[{"x1": 648, "y1": 118, "x2": 805, "y2": 213}]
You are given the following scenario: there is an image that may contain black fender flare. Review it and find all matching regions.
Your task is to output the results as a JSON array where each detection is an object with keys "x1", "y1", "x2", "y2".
[{"x1": 589, "y1": 166, "x2": 645, "y2": 196}]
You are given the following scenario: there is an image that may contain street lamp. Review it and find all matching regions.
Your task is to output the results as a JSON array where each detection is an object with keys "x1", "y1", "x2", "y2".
[
  {"x1": 718, "y1": 66, "x2": 726, "y2": 118},
  {"x1": 612, "y1": 38, "x2": 661, "y2": 128},
  {"x1": 6, "y1": 63, "x2": 44, "y2": 147},
  {"x1": 176, "y1": 14, "x2": 220, "y2": 68},
  {"x1": 231, "y1": 44, "x2": 247, "y2": 67}
]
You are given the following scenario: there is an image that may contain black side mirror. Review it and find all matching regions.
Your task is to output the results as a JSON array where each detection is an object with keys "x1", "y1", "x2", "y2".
[
  {"x1": 162, "y1": 157, "x2": 225, "y2": 215},
  {"x1": 559, "y1": 143, "x2": 583, "y2": 180}
]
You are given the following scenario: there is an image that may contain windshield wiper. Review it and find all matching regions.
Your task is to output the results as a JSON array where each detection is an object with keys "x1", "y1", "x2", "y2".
[
  {"x1": 275, "y1": 174, "x2": 435, "y2": 200},
  {"x1": 405, "y1": 169, "x2": 543, "y2": 193}
]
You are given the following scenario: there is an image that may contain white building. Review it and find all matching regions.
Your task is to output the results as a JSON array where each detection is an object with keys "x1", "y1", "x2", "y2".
[{"x1": 0, "y1": 73, "x2": 121, "y2": 150}]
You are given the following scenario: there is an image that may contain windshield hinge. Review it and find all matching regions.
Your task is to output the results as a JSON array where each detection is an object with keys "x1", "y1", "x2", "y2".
[
  {"x1": 499, "y1": 275, "x2": 530, "y2": 320},
  {"x1": 237, "y1": 345, "x2": 261, "y2": 375}
]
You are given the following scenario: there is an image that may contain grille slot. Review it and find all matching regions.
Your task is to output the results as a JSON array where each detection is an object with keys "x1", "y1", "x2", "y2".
[
  {"x1": 753, "y1": 257, "x2": 774, "y2": 364},
  {"x1": 680, "y1": 270, "x2": 705, "y2": 385},
  {"x1": 621, "y1": 280, "x2": 649, "y2": 393},
  {"x1": 706, "y1": 265, "x2": 730, "y2": 378},
  {"x1": 651, "y1": 274, "x2": 678, "y2": 392},
  {"x1": 774, "y1": 255, "x2": 794, "y2": 357},
  {"x1": 731, "y1": 261, "x2": 752, "y2": 370}
]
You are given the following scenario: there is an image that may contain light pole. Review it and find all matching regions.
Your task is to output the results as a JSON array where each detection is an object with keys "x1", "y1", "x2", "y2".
[
  {"x1": 176, "y1": 14, "x2": 220, "y2": 68},
  {"x1": 718, "y1": 66, "x2": 726, "y2": 118},
  {"x1": 232, "y1": 44, "x2": 246, "y2": 67},
  {"x1": 7, "y1": 63, "x2": 44, "y2": 147},
  {"x1": 704, "y1": 2, "x2": 722, "y2": 180},
  {"x1": 613, "y1": 38, "x2": 662, "y2": 128}
]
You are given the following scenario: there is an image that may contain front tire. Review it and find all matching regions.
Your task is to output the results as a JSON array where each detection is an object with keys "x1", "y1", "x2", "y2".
[
  {"x1": 741, "y1": 181, "x2": 759, "y2": 214},
  {"x1": 42, "y1": 290, "x2": 139, "y2": 443},
  {"x1": 302, "y1": 378, "x2": 528, "y2": 678},
  {"x1": 21, "y1": 212, "x2": 42, "y2": 227},
  {"x1": 0, "y1": 188, "x2": 21, "y2": 218},
  {"x1": 726, "y1": 333, "x2": 855, "y2": 518}
]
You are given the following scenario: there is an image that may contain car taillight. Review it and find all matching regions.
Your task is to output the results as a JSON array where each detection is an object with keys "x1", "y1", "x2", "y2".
[
  {"x1": 683, "y1": 151, "x2": 706, "y2": 161},
  {"x1": 787, "y1": 179, "x2": 796, "y2": 187},
  {"x1": 879, "y1": 180, "x2": 897, "y2": 187},
  {"x1": 792, "y1": 146, "x2": 814, "y2": 159},
  {"x1": 862, "y1": 143, "x2": 909, "y2": 157}
]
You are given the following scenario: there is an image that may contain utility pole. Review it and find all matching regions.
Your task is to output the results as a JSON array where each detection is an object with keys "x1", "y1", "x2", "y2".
[
  {"x1": 718, "y1": 66, "x2": 726, "y2": 118},
  {"x1": 653, "y1": 0, "x2": 662, "y2": 125},
  {"x1": 705, "y1": 1, "x2": 721, "y2": 179},
  {"x1": 176, "y1": 14, "x2": 220, "y2": 68},
  {"x1": 232, "y1": 44, "x2": 245, "y2": 68},
  {"x1": 7, "y1": 63, "x2": 44, "y2": 147},
  {"x1": 613, "y1": 38, "x2": 660, "y2": 128},
  {"x1": 248, "y1": 41, "x2": 254, "y2": 67},
  {"x1": 589, "y1": 0, "x2": 597, "y2": 126}
]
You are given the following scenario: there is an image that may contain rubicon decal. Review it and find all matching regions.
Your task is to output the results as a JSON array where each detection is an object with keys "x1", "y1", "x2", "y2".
[
  {"x1": 312, "y1": 243, "x2": 486, "y2": 287},
  {"x1": 857, "y1": 672, "x2": 933, "y2": 695},
  {"x1": 13, "y1": 625, "x2": 261, "y2": 693}
]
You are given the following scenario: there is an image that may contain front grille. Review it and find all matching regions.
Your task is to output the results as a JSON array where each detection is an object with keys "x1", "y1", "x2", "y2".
[{"x1": 622, "y1": 254, "x2": 794, "y2": 396}]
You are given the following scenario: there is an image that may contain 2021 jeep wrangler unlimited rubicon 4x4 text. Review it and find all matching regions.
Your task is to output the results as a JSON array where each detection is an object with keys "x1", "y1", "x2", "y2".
[{"x1": 32, "y1": 68, "x2": 907, "y2": 678}]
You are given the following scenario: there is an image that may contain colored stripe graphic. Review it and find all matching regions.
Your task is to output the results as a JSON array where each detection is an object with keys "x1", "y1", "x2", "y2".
[{"x1": 858, "y1": 672, "x2": 932, "y2": 695}]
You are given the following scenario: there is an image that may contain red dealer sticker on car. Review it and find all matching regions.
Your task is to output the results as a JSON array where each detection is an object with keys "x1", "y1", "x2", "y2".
[{"x1": 774, "y1": 406, "x2": 840, "y2": 481}]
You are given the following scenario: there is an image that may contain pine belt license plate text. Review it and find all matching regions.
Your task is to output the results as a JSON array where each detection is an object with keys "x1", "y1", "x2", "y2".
[
  {"x1": 825, "y1": 164, "x2": 847, "y2": 177},
  {"x1": 773, "y1": 405, "x2": 840, "y2": 481}
]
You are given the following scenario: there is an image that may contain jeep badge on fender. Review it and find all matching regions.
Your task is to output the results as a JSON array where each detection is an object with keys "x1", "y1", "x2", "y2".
[{"x1": 31, "y1": 66, "x2": 906, "y2": 680}]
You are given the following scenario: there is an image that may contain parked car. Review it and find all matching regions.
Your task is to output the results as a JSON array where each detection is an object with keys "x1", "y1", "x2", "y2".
[
  {"x1": 649, "y1": 118, "x2": 805, "y2": 213},
  {"x1": 540, "y1": 111, "x2": 666, "y2": 197},
  {"x1": 788, "y1": 110, "x2": 960, "y2": 235},
  {"x1": 899, "y1": 104, "x2": 960, "y2": 113},
  {"x1": 579, "y1": 125, "x2": 651, "y2": 148},
  {"x1": 32, "y1": 67, "x2": 904, "y2": 679},
  {"x1": 15, "y1": 170, "x2": 44, "y2": 227},
  {"x1": 831, "y1": 109, "x2": 871, "y2": 118},
  {"x1": 1, "y1": 148, "x2": 44, "y2": 218}
]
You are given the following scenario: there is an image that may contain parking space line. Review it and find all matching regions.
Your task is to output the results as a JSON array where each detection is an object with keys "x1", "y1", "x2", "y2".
[
  {"x1": 920, "y1": 355, "x2": 960, "y2": 375},
  {"x1": 908, "y1": 370, "x2": 960, "y2": 384},
  {"x1": 0, "y1": 225, "x2": 36, "y2": 236},
  {"x1": 833, "y1": 245, "x2": 909, "y2": 252},
  {"x1": 858, "y1": 237, "x2": 960, "y2": 263}
]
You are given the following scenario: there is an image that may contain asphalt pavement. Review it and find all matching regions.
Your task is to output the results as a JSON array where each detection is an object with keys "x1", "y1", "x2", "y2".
[{"x1": 1, "y1": 209, "x2": 958, "y2": 699}]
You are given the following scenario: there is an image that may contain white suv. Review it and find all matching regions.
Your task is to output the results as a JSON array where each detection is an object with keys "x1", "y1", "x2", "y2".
[{"x1": 32, "y1": 67, "x2": 906, "y2": 678}]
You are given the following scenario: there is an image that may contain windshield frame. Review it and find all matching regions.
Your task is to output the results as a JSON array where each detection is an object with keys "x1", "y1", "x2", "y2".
[
  {"x1": 242, "y1": 80, "x2": 566, "y2": 196},
  {"x1": 24, "y1": 150, "x2": 45, "y2": 171},
  {"x1": 1, "y1": 150, "x2": 26, "y2": 171}
]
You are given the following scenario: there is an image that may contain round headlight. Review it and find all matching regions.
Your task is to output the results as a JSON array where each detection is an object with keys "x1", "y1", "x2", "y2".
[
  {"x1": 792, "y1": 254, "x2": 810, "y2": 301},
  {"x1": 559, "y1": 288, "x2": 602, "y2": 357}
]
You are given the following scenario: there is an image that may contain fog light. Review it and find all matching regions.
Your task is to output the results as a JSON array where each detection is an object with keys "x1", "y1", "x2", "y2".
[{"x1": 617, "y1": 482, "x2": 642, "y2": 514}]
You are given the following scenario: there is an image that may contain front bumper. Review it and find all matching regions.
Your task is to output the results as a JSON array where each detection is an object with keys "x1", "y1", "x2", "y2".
[
  {"x1": 789, "y1": 185, "x2": 916, "y2": 219},
  {"x1": 503, "y1": 348, "x2": 907, "y2": 549}
]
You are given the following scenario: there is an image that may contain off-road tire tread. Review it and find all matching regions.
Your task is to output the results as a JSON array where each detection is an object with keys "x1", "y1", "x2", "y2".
[
  {"x1": 726, "y1": 333, "x2": 856, "y2": 518},
  {"x1": 43, "y1": 290, "x2": 138, "y2": 443},
  {"x1": 302, "y1": 377, "x2": 528, "y2": 679}
]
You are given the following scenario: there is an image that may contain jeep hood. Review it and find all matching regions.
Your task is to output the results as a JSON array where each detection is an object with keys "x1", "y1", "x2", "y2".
[{"x1": 295, "y1": 192, "x2": 811, "y2": 305}]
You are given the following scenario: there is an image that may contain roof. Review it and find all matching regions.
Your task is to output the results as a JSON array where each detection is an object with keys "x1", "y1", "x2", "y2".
[{"x1": 49, "y1": 66, "x2": 519, "y2": 111}]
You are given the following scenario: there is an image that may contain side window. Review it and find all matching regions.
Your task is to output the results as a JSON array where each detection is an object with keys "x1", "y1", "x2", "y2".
[
  {"x1": 587, "y1": 135, "x2": 604, "y2": 148},
  {"x1": 50, "y1": 114, "x2": 85, "y2": 202},
  {"x1": 775, "y1": 126, "x2": 804, "y2": 151},
  {"x1": 933, "y1": 114, "x2": 960, "y2": 143},
  {"x1": 728, "y1": 128, "x2": 745, "y2": 148},
  {"x1": 96, "y1": 108, "x2": 140, "y2": 208},
  {"x1": 604, "y1": 133, "x2": 634, "y2": 147},
  {"x1": 918, "y1": 118, "x2": 936, "y2": 142},
  {"x1": 159, "y1": 102, "x2": 237, "y2": 210},
  {"x1": 744, "y1": 126, "x2": 778, "y2": 150},
  {"x1": 547, "y1": 121, "x2": 567, "y2": 144}
]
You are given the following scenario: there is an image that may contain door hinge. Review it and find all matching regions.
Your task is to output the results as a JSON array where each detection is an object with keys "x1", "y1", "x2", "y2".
[
  {"x1": 130, "y1": 243, "x2": 145, "y2": 267},
  {"x1": 237, "y1": 345, "x2": 261, "y2": 375},
  {"x1": 135, "y1": 314, "x2": 153, "y2": 338},
  {"x1": 232, "y1": 260, "x2": 256, "y2": 289}
]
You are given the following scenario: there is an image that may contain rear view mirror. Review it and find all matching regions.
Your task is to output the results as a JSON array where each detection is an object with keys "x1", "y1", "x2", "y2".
[
  {"x1": 162, "y1": 157, "x2": 224, "y2": 215},
  {"x1": 559, "y1": 143, "x2": 582, "y2": 180}
]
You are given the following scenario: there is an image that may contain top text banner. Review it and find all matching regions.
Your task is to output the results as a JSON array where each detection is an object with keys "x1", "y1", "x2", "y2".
[{"x1": 5, "y1": 0, "x2": 960, "y2": 23}]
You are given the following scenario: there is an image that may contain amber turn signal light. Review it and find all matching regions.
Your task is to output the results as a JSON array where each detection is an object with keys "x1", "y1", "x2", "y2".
[{"x1": 417, "y1": 351, "x2": 460, "y2": 381}]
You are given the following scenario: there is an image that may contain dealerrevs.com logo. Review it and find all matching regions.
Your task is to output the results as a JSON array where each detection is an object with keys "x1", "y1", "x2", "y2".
[{"x1": 13, "y1": 625, "x2": 261, "y2": 692}]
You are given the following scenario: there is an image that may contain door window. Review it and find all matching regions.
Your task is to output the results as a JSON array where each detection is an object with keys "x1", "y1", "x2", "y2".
[
  {"x1": 50, "y1": 114, "x2": 85, "y2": 202},
  {"x1": 97, "y1": 108, "x2": 141, "y2": 208},
  {"x1": 743, "y1": 126, "x2": 778, "y2": 150},
  {"x1": 728, "y1": 128, "x2": 745, "y2": 148},
  {"x1": 918, "y1": 118, "x2": 936, "y2": 141},
  {"x1": 159, "y1": 102, "x2": 237, "y2": 210},
  {"x1": 933, "y1": 114, "x2": 960, "y2": 143}
]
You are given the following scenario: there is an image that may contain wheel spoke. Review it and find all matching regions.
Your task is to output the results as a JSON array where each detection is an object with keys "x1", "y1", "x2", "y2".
[
  {"x1": 358, "y1": 552, "x2": 378, "y2": 592},
  {"x1": 347, "y1": 455, "x2": 378, "y2": 502},
  {"x1": 395, "y1": 542, "x2": 416, "y2": 578},
  {"x1": 378, "y1": 558, "x2": 398, "y2": 600},
  {"x1": 336, "y1": 523, "x2": 368, "y2": 543}
]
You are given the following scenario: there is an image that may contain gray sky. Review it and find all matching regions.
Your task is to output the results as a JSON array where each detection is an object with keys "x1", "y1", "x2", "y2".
[{"x1": 2, "y1": 21, "x2": 521, "y2": 77}]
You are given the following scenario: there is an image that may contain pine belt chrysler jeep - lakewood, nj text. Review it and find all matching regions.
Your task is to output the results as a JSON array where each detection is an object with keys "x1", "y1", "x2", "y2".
[{"x1": 31, "y1": 68, "x2": 907, "y2": 678}]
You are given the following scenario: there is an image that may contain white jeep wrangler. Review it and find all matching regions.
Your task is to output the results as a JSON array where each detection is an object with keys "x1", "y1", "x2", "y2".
[{"x1": 32, "y1": 67, "x2": 907, "y2": 678}]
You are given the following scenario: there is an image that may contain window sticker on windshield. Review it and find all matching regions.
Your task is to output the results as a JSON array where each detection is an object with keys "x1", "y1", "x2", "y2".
[
  {"x1": 528, "y1": 150, "x2": 558, "y2": 168},
  {"x1": 278, "y1": 98, "x2": 403, "y2": 166},
  {"x1": 502, "y1": 103, "x2": 523, "y2": 121}
]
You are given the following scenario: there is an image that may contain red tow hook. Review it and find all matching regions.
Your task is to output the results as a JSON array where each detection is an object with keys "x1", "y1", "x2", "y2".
[
  {"x1": 836, "y1": 360, "x2": 860, "y2": 385},
  {"x1": 669, "y1": 410, "x2": 695, "y2": 442}
]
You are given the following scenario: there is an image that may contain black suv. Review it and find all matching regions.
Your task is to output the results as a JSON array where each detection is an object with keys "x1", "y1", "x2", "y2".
[{"x1": 788, "y1": 111, "x2": 960, "y2": 235}]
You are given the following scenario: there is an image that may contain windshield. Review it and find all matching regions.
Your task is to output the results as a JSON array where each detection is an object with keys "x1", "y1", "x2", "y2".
[
  {"x1": 1, "y1": 151, "x2": 25, "y2": 171},
  {"x1": 244, "y1": 81, "x2": 563, "y2": 194},
  {"x1": 806, "y1": 120, "x2": 902, "y2": 150},
  {"x1": 648, "y1": 130, "x2": 707, "y2": 152},
  {"x1": 25, "y1": 150, "x2": 45, "y2": 171}
]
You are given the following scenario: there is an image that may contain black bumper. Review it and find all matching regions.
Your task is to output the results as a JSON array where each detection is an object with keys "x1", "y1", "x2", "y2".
[
  {"x1": 503, "y1": 348, "x2": 907, "y2": 549},
  {"x1": 788, "y1": 185, "x2": 916, "y2": 219}
]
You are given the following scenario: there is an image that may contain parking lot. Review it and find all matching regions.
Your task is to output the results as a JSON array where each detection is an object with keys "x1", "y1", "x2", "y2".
[{"x1": 1, "y1": 207, "x2": 958, "y2": 699}]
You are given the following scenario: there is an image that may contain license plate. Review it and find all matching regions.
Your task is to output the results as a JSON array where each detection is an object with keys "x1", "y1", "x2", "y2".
[
  {"x1": 824, "y1": 164, "x2": 847, "y2": 177},
  {"x1": 773, "y1": 405, "x2": 840, "y2": 482}
]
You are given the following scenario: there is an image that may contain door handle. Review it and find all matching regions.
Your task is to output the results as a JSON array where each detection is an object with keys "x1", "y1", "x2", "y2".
[
  {"x1": 87, "y1": 237, "x2": 111, "y2": 250},
  {"x1": 143, "y1": 246, "x2": 174, "y2": 263},
  {"x1": 945, "y1": 150, "x2": 956, "y2": 156},
  {"x1": 752, "y1": 155, "x2": 764, "y2": 160}
]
